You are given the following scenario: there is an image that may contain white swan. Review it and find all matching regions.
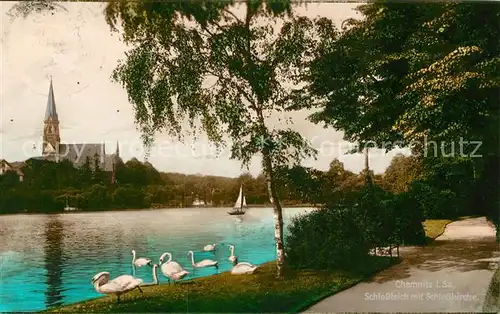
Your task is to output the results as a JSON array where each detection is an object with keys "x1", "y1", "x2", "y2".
[
  {"x1": 159, "y1": 252, "x2": 190, "y2": 285},
  {"x1": 91, "y1": 272, "x2": 143, "y2": 302},
  {"x1": 140, "y1": 264, "x2": 159, "y2": 286},
  {"x1": 203, "y1": 243, "x2": 217, "y2": 252},
  {"x1": 187, "y1": 250, "x2": 218, "y2": 268},
  {"x1": 159, "y1": 252, "x2": 183, "y2": 272},
  {"x1": 228, "y1": 245, "x2": 238, "y2": 264},
  {"x1": 132, "y1": 249, "x2": 152, "y2": 267},
  {"x1": 231, "y1": 262, "x2": 258, "y2": 275}
]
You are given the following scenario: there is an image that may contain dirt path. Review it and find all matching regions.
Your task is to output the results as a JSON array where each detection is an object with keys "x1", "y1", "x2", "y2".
[{"x1": 304, "y1": 217, "x2": 499, "y2": 313}]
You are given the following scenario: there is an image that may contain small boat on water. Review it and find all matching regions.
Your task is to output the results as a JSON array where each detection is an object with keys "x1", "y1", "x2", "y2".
[
  {"x1": 64, "y1": 198, "x2": 79, "y2": 212},
  {"x1": 228, "y1": 184, "x2": 247, "y2": 215}
]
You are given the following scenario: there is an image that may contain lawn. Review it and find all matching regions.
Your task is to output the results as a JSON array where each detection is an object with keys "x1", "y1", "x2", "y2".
[
  {"x1": 45, "y1": 257, "x2": 395, "y2": 313},
  {"x1": 483, "y1": 262, "x2": 500, "y2": 312},
  {"x1": 423, "y1": 219, "x2": 453, "y2": 241},
  {"x1": 422, "y1": 216, "x2": 476, "y2": 242}
]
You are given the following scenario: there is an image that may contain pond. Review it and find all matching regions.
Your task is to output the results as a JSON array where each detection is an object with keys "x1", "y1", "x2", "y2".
[{"x1": 0, "y1": 207, "x2": 312, "y2": 312}]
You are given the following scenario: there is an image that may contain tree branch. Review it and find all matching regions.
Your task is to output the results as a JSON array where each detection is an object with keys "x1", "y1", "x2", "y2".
[
  {"x1": 223, "y1": 8, "x2": 243, "y2": 24},
  {"x1": 206, "y1": 70, "x2": 258, "y2": 110}
]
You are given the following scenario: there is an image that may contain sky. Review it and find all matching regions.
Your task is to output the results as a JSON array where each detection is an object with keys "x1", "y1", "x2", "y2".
[{"x1": 0, "y1": 2, "x2": 409, "y2": 178}]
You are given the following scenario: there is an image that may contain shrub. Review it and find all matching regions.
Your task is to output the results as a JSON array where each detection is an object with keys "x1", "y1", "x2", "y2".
[
  {"x1": 391, "y1": 191, "x2": 426, "y2": 245},
  {"x1": 285, "y1": 184, "x2": 426, "y2": 270},
  {"x1": 285, "y1": 199, "x2": 371, "y2": 270}
]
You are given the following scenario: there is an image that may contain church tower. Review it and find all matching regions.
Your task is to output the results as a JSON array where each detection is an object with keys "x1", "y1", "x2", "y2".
[
  {"x1": 115, "y1": 140, "x2": 120, "y2": 156},
  {"x1": 42, "y1": 78, "x2": 61, "y2": 161}
]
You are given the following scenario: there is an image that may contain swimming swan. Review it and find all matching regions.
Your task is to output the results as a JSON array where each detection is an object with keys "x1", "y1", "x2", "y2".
[
  {"x1": 228, "y1": 245, "x2": 238, "y2": 264},
  {"x1": 187, "y1": 250, "x2": 218, "y2": 268},
  {"x1": 140, "y1": 264, "x2": 159, "y2": 286},
  {"x1": 203, "y1": 243, "x2": 217, "y2": 252},
  {"x1": 132, "y1": 249, "x2": 152, "y2": 267},
  {"x1": 131, "y1": 249, "x2": 152, "y2": 276}
]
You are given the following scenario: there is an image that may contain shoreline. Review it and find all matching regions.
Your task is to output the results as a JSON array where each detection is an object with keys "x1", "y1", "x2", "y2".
[
  {"x1": 41, "y1": 260, "x2": 274, "y2": 312},
  {"x1": 0, "y1": 204, "x2": 317, "y2": 216},
  {"x1": 44, "y1": 257, "x2": 396, "y2": 313}
]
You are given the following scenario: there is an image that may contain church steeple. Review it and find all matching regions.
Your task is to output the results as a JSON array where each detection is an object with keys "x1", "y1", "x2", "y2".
[
  {"x1": 115, "y1": 141, "x2": 120, "y2": 156},
  {"x1": 42, "y1": 77, "x2": 61, "y2": 160},
  {"x1": 45, "y1": 77, "x2": 58, "y2": 120}
]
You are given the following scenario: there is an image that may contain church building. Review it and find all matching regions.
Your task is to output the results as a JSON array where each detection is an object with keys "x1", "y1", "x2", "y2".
[{"x1": 42, "y1": 78, "x2": 120, "y2": 174}]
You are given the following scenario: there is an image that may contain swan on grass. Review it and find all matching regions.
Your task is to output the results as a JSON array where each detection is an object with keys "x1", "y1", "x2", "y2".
[
  {"x1": 231, "y1": 262, "x2": 258, "y2": 275},
  {"x1": 91, "y1": 272, "x2": 143, "y2": 302},
  {"x1": 203, "y1": 243, "x2": 217, "y2": 252},
  {"x1": 187, "y1": 250, "x2": 218, "y2": 269},
  {"x1": 228, "y1": 245, "x2": 238, "y2": 264},
  {"x1": 140, "y1": 264, "x2": 159, "y2": 286},
  {"x1": 159, "y1": 252, "x2": 190, "y2": 285}
]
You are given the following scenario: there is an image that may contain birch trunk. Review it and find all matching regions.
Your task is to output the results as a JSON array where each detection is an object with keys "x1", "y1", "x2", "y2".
[{"x1": 262, "y1": 151, "x2": 286, "y2": 279}]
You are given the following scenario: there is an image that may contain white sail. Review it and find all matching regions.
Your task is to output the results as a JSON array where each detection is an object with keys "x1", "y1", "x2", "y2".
[
  {"x1": 234, "y1": 185, "x2": 243, "y2": 209},
  {"x1": 243, "y1": 196, "x2": 247, "y2": 207}
]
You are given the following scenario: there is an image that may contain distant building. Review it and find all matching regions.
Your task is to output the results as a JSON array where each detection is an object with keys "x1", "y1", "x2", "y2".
[
  {"x1": 0, "y1": 159, "x2": 24, "y2": 182},
  {"x1": 41, "y1": 78, "x2": 121, "y2": 176},
  {"x1": 0, "y1": 78, "x2": 121, "y2": 183}
]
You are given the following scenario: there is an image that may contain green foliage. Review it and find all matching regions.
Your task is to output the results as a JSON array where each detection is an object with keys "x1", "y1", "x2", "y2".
[
  {"x1": 307, "y1": 2, "x2": 499, "y2": 150},
  {"x1": 391, "y1": 190, "x2": 426, "y2": 245},
  {"x1": 112, "y1": 184, "x2": 146, "y2": 209},
  {"x1": 382, "y1": 154, "x2": 423, "y2": 193},
  {"x1": 0, "y1": 170, "x2": 21, "y2": 190},
  {"x1": 286, "y1": 200, "x2": 370, "y2": 270},
  {"x1": 406, "y1": 157, "x2": 477, "y2": 219},
  {"x1": 275, "y1": 166, "x2": 324, "y2": 205},
  {"x1": 275, "y1": 159, "x2": 366, "y2": 206},
  {"x1": 286, "y1": 184, "x2": 424, "y2": 270}
]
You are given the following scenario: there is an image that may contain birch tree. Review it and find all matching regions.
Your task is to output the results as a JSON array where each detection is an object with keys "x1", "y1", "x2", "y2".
[{"x1": 103, "y1": 1, "x2": 333, "y2": 278}]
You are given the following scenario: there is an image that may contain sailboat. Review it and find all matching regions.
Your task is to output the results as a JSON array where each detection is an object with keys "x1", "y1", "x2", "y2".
[{"x1": 228, "y1": 184, "x2": 247, "y2": 215}]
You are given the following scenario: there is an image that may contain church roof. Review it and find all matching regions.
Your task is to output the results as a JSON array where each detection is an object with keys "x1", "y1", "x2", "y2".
[
  {"x1": 59, "y1": 143, "x2": 105, "y2": 167},
  {"x1": 45, "y1": 78, "x2": 58, "y2": 120},
  {"x1": 58, "y1": 143, "x2": 115, "y2": 172}
]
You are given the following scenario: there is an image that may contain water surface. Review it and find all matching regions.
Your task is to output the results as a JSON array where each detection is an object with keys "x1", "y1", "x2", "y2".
[{"x1": 0, "y1": 207, "x2": 311, "y2": 312}]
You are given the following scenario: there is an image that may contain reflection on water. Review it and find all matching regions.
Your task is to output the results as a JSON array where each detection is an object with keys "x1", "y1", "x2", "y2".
[
  {"x1": 0, "y1": 207, "x2": 311, "y2": 312},
  {"x1": 44, "y1": 217, "x2": 64, "y2": 307}
]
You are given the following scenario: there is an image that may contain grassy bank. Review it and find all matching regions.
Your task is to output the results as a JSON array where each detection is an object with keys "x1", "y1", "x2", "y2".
[
  {"x1": 422, "y1": 216, "x2": 478, "y2": 243},
  {"x1": 46, "y1": 257, "x2": 395, "y2": 313},
  {"x1": 423, "y1": 219, "x2": 453, "y2": 242},
  {"x1": 483, "y1": 265, "x2": 500, "y2": 313}
]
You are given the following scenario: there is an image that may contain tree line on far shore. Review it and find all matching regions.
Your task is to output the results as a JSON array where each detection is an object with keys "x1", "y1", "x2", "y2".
[{"x1": 0, "y1": 151, "x2": 484, "y2": 223}]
